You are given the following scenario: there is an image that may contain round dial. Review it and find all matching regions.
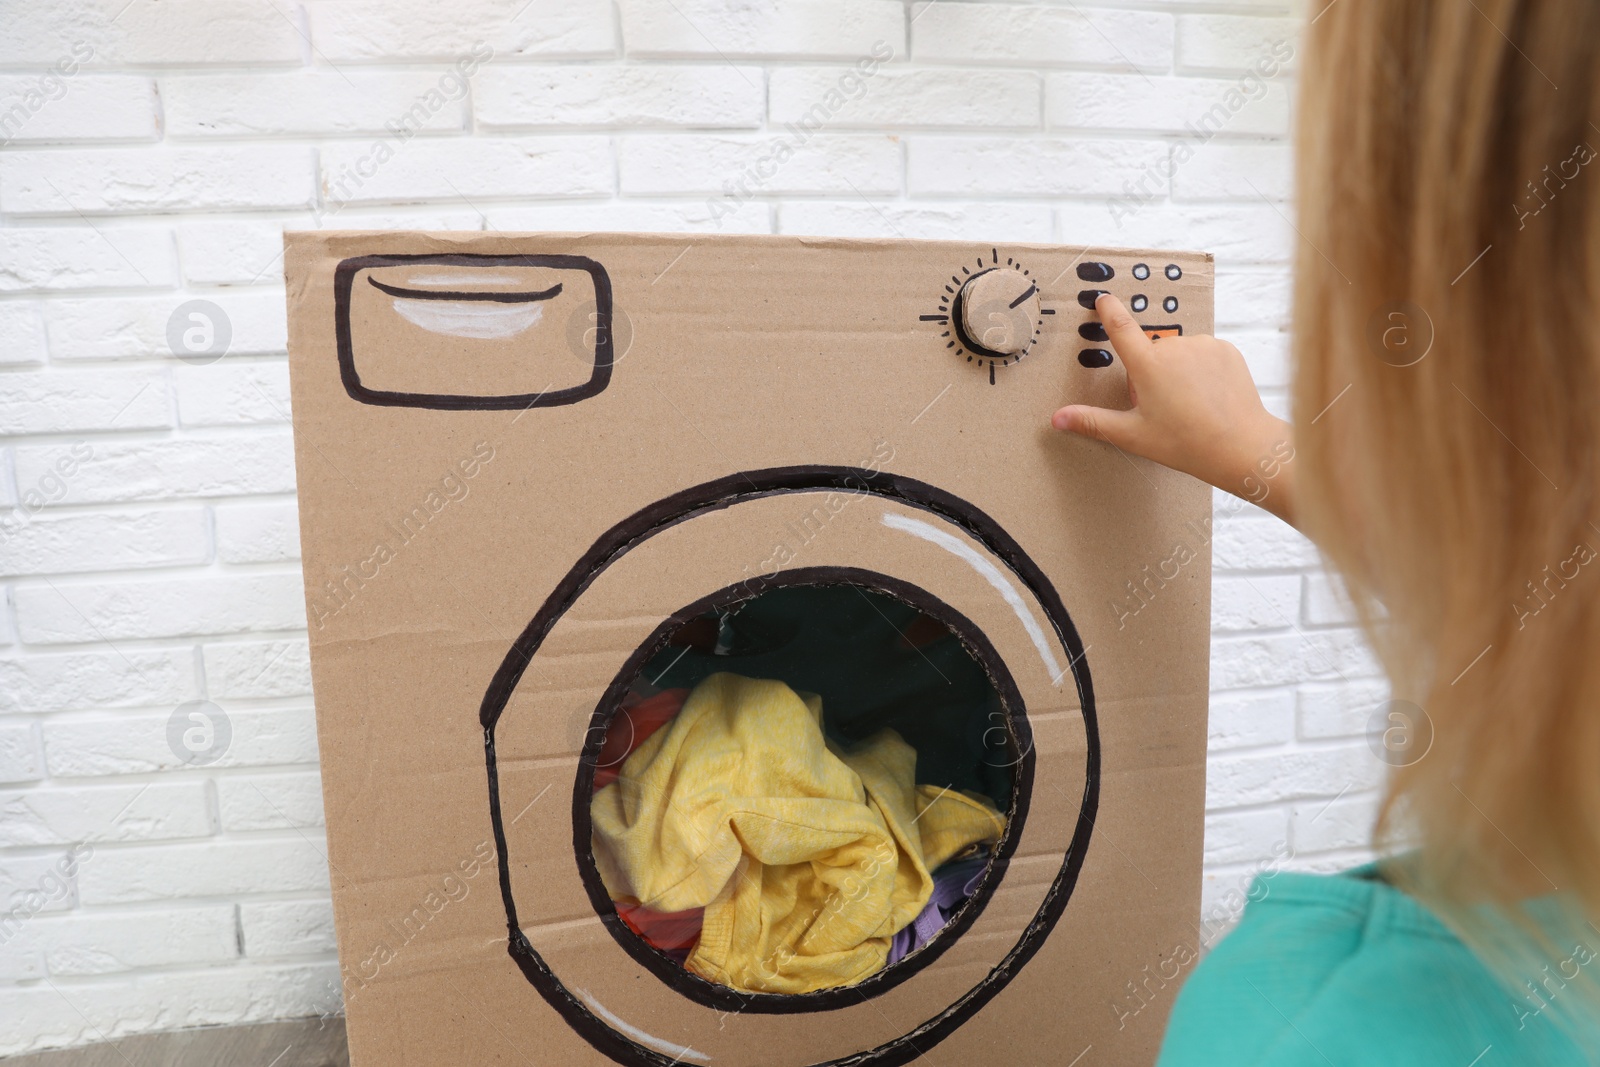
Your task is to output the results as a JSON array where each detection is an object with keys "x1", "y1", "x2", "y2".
[{"x1": 956, "y1": 268, "x2": 1040, "y2": 358}]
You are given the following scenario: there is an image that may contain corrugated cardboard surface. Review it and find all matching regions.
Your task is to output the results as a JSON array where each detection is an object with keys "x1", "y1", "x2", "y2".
[{"x1": 284, "y1": 232, "x2": 1214, "y2": 1067}]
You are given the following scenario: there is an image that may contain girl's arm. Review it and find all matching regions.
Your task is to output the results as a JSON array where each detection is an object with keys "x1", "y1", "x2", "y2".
[{"x1": 1050, "y1": 294, "x2": 1298, "y2": 527}]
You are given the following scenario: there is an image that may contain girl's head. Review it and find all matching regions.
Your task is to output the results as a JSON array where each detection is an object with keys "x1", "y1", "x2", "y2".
[{"x1": 1294, "y1": 0, "x2": 1600, "y2": 979}]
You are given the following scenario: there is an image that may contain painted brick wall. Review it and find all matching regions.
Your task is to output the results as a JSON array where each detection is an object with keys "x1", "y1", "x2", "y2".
[{"x1": 0, "y1": 0, "x2": 1387, "y2": 1054}]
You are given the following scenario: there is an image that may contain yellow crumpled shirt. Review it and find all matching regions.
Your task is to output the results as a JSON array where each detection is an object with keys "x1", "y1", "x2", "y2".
[{"x1": 589, "y1": 672, "x2": 1006, "y2": 994}]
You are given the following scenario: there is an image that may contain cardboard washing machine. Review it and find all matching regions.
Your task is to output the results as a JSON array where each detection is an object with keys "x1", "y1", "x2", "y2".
[{"x1": 284, "y1": 231, "x2": 1214, "y2": 1067}]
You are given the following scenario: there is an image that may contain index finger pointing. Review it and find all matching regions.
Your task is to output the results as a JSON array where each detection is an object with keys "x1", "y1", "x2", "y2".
[{"x1": 1094, "y1": 292, "x2": 1154, "y2": 370}]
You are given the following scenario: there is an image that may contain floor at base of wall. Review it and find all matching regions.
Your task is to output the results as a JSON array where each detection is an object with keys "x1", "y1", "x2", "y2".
[{"x1": 0, "y1": 1019, "x2": 349, "y2": 1067}]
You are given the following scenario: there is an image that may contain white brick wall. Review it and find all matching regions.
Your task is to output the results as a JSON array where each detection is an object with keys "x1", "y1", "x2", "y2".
[{"x1": 0, "y1": 0, "x2": 1387, "y2": 1055}]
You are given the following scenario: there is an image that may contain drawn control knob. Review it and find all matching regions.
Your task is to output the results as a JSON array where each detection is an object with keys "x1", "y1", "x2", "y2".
[{"x1": 957, "y1": 268, "x2": 1040, "y2": 358}]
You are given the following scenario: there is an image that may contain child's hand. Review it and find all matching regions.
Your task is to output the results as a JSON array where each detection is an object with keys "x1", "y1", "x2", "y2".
[{"x1": 1051, "y1": 294, "x2": 1297, "y2": 525}]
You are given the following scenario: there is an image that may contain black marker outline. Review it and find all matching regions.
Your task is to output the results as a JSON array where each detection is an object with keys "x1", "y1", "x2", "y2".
[
  {"x1": 366, "y1": 276, "x2": 564, "y2": 303},
  {"x1": 949, "y1": 268, "x2": 1013, "y2": 361},
  {"x1": 334, "y1": 253, "x2": 612, "y2": 410},
  {"x1": 480, "y1": 466, "x2": 1100, "y2": 1067},
  {"x1": 1007, "y1": 284, "x2": 1038, "y2": 309},
  {"x1": 574, "y1": 566, "x2": 1026, "y2": 1012}
]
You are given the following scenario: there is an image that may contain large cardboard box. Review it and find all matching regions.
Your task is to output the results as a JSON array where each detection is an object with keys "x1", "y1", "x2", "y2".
[{"x1": 284, "y1": 231, "x2": 1214, "y2": 1066}]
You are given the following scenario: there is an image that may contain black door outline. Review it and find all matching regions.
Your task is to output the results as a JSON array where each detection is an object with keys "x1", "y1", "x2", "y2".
[
  {"x1": 480, "y1": 465, "x2": 1100, "y2": 1067},
  {"x1": 576, "y1": 564, "x2": 1026, "y2": 1008}
]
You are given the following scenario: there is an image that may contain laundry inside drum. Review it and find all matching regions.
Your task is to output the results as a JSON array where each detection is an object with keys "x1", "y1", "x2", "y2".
[{"x1": 586, "y1": 583, "x2": 1018, "y2": 995}]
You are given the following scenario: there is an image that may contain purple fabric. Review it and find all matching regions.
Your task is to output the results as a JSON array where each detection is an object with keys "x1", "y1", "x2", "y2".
[{"x1": 887, "y1": 855, "x2": 990, "y2": 965}]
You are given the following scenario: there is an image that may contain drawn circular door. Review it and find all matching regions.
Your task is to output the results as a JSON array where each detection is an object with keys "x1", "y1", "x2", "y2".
[{"x1": 483, "y1": 467, "x2": 1098, "y2": 1067}]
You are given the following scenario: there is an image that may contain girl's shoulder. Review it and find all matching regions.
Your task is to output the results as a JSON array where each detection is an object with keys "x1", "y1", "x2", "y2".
[{"x1": 1155, "y1": 864, "x2": 1597, "y2": 1066}]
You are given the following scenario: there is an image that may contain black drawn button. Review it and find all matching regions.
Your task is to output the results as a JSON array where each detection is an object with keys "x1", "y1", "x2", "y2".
[
  {"x1": 1077, "y1": 289, "x2": 1108, "y2": 309},
  {"x1": 1165, "y1": 264, "x2": 1182, "y2": 281},
  {"x1": 1078, "y1": 348, "x2": 1114, "y2": 368},
  {"x1": 1163, "y1": 296, "x2": 1179, "y2": 313},
  {"x1": 1130, "y1": 295, "x2": 1148, "y2": 313},
  {"x1": 1078, "y1": 322, "x2": 1108, "y2": 342},
  {"x1": 1132, "y1": 263, "x2": 1151, "y2": 281},
  {"x1": 1077, "y1": 262, "x2": 1114, "y2": 282}
]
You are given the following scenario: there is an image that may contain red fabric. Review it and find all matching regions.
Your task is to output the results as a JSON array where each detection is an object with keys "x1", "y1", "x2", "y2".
[
  {"x1": 614, "y1": 899, "x2": 704, "y2": 954},
  {"x1": 592, "y1": 687, "x2": 688, "y2": 791},
  {"x1": 595, "y1": 687, "x2": 704, "y2": 958},
  {"x1": 899, "y1": 611, "x2": 948, "y2": 650}
]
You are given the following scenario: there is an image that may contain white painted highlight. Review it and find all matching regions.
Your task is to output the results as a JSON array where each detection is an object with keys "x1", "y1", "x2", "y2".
[
  {"x1": 403, "y1": 272, "x2": 524, "y2": 287},
  {"x1": 879, "y1": 510, "x2": 1067, "y2": 685},
  {"x1": 390, "y1": 298, "x2": 545, "y2": 339},
  {"x1": 574, "y1": 988, "x2": 712, "y2": 1064}
]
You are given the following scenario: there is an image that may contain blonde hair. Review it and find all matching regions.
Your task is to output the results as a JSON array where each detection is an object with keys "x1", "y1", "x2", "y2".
[{"x1": 1294, "y1": 0, "x2": 1600, "y2": 1016}]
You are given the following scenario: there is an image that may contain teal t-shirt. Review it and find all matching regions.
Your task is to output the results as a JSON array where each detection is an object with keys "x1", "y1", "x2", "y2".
[{"x1": 1156, "y1": 865, "x2": 1599, "y2": 1066}]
